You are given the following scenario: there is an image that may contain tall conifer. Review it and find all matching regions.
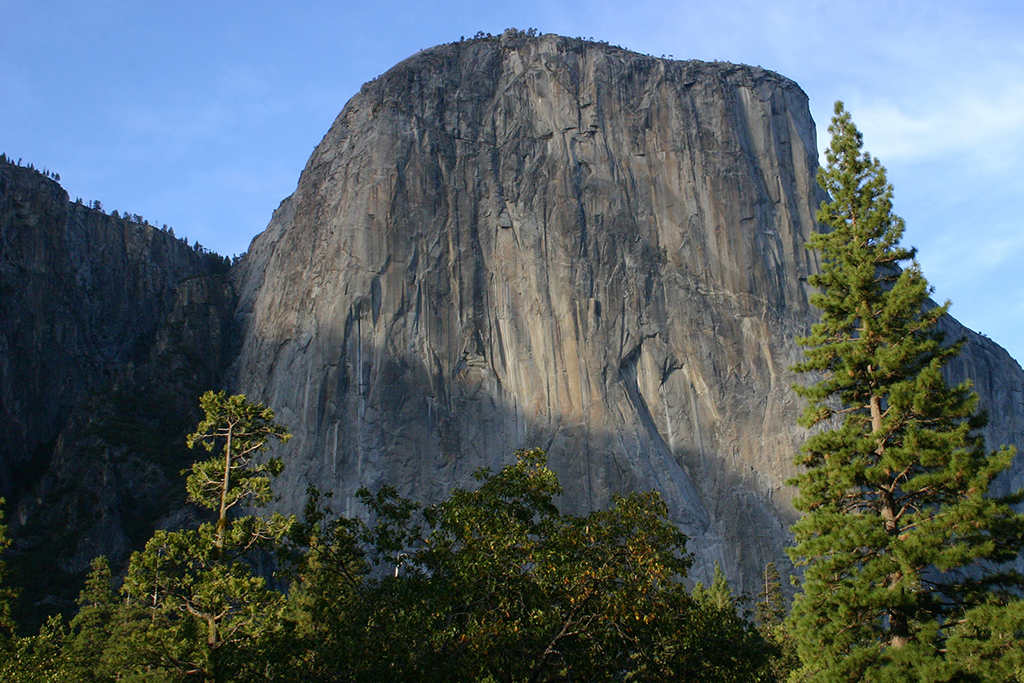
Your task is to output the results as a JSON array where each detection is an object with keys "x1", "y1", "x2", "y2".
[{"x1": 786, "y1": 101, "x2": 1024, "y2": 681}]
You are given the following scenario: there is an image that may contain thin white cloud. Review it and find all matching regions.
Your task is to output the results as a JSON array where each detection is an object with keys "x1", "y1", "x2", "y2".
[
  {"x1": 853, "y1": 86, "x2": 1024, "y2": 168},
  {"x1": 924, "y1": 223, "x2": 1024, "y2": 281}
]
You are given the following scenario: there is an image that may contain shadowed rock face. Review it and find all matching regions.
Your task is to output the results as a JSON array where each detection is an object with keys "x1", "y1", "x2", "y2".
[
  {"x1": 0, "y1": 159, "x2": 237, "y2": 624},
  {"x1": 234, "y1": 33, "x2": 1024, "y2": 592},
  {"x1": 0, "y1": 161, "x2": 236, "y2": 499}
]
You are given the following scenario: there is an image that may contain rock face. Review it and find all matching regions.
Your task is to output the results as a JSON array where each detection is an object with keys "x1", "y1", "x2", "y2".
[
  {"x1": 0, "y1": 158, "x2": 237, "y2": 622},
  {"x1": 231, "y1": 32, "x2": 1024, "y2": 592},
  {"x1": 2, "y1": 33, "x2": 1022, "y2": 611}
]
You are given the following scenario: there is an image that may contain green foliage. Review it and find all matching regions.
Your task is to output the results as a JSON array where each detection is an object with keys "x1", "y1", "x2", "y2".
[
  {"x1": 117, "y1": 520, "x2": 292, "y2": 680},
  {"x1": 186, "y1": 390, "x2": 290, "y2": 511},
  {"x1": 786, "y1": 101, "x2": 1024, "y2": 682},
  {"x1": 2, "y1": 395, "x2": 780, "y2": 682},
  {"x1": 0, "y1": 616, "x2": 70, "y2": 683},
  {"x1": 186, "y1": 390, "x2": 290, "y2": 552},
  {"x1": 0, "y1": 499, "x2": 17, "y2": 645},
  {"x1": 51, "y1": 556, "x2": 127, "y2": 682},
  {"x1": 755, "y1": 562, "x2": 786, "y2": 632},
  {"x1": 688, "y1": 563, "x2": 779, "y2": 682},
  {"x1": 941, "y1": 598, "x2": 1024, "y2": 681},
  {"x1": 286, "y1": 449, "x2": 774, "y2": 682},
  {"x1": 108, "y1": 392, "x2": 294, "y2": 681},
  {"x1": 413, "y1": 451, "x2": 694, "y2": 681},
  {"x1": 754, "y1": 563, "x2": 799, "y2": 681}
]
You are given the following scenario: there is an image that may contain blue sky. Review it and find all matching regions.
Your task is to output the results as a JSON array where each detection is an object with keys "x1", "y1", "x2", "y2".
[{"x1": 3, "y1": 0, "x2": 1022, "y2": 364}]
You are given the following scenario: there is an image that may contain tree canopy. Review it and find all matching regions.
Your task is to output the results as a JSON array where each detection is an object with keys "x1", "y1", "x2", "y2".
[
  {"x1": 283, "y1": 449, "x2": 773, "y2": 682},
  {"x1": 0, "y1": 403, "x2": 781, "y2": 682}
]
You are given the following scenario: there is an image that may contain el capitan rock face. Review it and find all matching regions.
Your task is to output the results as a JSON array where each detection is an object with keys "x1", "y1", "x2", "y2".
[
  {"x1": 234, "y1": 33, "x2": 1024, "y2": 591},
  {"x1": 233, "y1": 32, "x2": 839, "y2": 589},
  {"x1": 3, "y1": 33, "x2": 1022, "y2": 609}
]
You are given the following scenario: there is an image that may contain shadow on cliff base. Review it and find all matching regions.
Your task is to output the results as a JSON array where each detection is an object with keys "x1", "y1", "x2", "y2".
[{"x1": 241, "y1": 331, "x2": 799, "y2": 598}]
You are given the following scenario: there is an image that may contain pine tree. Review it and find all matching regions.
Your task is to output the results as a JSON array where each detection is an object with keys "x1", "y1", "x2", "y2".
[
  {"x1": 185, "y1": 390, "x2": 291, "y2": 552},
  {"x1": 786, "y1": 101, "x2": 1024, "y2": 682},
  {"x1": 117, "y1": 392, "x2": 294, "y2": 681},
  {"x1": 62, "y1": 557, "x2": 117, "y2": 680},
  {"x1": 755, "y1": 562, "x2": 786, "y2": 632},
  {"x1": 755, "y1": 563, "x2": 799, "y2": 682}
]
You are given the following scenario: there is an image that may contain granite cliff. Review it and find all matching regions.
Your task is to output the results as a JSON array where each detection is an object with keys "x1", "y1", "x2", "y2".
[
  {"x1": 233, "y1": 32, "x2": 1024, "y2": 592},
  {"x1": 2, "y1": 33, "x2": 1022, "y2": 617}
]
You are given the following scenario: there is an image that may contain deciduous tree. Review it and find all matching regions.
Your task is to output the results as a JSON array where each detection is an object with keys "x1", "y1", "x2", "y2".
[{"x1": 288, "y1": 449, "x2": 773, "y2": 682}]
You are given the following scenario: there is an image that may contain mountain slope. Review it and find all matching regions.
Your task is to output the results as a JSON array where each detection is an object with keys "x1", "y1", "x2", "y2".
[{"x1": 0, "y1": 158, "x2": 236, "y2": 625}]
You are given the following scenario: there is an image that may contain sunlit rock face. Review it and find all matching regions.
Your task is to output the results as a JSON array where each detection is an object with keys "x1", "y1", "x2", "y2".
[{"x1": 233, "y1": 32, "x2": 1024, "y2": 591}]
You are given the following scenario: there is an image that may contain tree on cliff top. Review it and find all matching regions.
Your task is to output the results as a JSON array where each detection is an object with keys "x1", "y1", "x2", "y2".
[{"x1": 786, "y1": 101, "x2": 1024, "y2": 682}]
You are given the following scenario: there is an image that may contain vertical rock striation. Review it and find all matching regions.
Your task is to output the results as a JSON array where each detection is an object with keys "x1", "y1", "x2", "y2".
[{"x1": 235, "y1": 33, "x2": 809, "y2": 587}]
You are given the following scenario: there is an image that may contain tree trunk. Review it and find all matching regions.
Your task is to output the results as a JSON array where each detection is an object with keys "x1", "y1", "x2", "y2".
[{"x1": 216, "y1": 429, "x2": 232, "y2": 551}]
